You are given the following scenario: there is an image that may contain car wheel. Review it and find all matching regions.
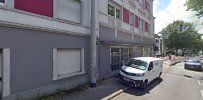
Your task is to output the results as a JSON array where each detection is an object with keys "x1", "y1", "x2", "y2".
[
  {"x1": 184, "y1": 66, "x2": 187, "y2": 69},
  {"x1": 140, "y1": 80, "x2": 148, "y2": 89},
  {"x1": 158, "y1": 72, "x2": 162, "y2": 79}
]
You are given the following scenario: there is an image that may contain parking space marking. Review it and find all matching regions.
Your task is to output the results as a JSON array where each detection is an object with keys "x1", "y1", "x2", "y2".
[
  {"x1": 201, "y1": 90, "x2": 203, "y2": 98},
  {"x1": 198, "y1": 80, "x2": 201, "y2": 85}
]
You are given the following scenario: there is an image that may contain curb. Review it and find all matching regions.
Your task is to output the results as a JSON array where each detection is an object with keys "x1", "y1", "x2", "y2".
[
  {"x1": 169, "y1": 61, "x2": 181, "y2": 66},
  {"x1": 102, "y1": 87, "x2": 129, "y2": 100}
]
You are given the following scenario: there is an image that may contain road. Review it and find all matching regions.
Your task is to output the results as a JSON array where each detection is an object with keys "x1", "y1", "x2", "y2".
[{"x1": 111, "y1": 60, "x2": 203, "y2": 100}]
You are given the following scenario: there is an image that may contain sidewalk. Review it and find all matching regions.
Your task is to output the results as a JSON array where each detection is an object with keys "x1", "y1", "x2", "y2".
[
  {"x1": 161, "y1": 55, "x2": 188, "y2": 67},
  {"x1": 37, "y1": 77, "x2": 130, "y2": 100},
  {"x1": 37, "y1": 56, "x2": 191, "y2": 100}
]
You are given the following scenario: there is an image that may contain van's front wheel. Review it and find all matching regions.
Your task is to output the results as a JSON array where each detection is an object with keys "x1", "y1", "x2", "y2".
[
  {"x1": 158, "y1": 72, "x2": 162, "y2": 79},
  {"x1": 140, "y1": 80, "x2": 148, "y2": 89}
]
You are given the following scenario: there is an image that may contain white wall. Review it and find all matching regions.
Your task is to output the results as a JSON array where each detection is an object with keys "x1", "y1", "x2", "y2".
[
  {"x1": 0, "y1": 0, "x2": 91, "y2": 35},
  {"x1": 99, "y1": 0, "x2": 154, "y2": 34}
]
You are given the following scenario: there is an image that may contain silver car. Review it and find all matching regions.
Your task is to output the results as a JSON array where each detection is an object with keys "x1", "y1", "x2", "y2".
[{"x1": 184, "y1": 59, "x2": 203, "y2": 71}]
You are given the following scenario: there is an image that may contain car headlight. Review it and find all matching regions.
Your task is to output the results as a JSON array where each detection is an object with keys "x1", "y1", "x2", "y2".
[{"x1": 135, "y1": 73, "x2": 145, "y2": 77}]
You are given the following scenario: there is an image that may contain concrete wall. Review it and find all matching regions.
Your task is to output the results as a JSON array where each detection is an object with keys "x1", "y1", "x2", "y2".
[
  {"x1": 0, "y1": 26, "x2": 90, "y2": 99},
  {"x1": 98, "y1": 44, "x2": 111, "y2": 79},
  {"x1": 99, "y1": 26, "x2": 150, "y2": 45}
]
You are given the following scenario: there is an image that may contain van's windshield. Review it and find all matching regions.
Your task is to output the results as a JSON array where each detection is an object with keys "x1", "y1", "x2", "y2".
[{"x1": 125, "y1": 59, "x2": 148, "y2": 70}]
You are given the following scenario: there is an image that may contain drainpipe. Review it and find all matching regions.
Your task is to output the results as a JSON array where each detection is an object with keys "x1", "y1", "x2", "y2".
[{"x1": 90, "y1": 0, "x2": 97, "y2": 88}]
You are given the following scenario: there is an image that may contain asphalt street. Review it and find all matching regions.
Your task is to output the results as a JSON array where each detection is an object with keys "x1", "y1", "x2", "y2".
[{"x1": 111, "y1": 60, "x2": 203, "y2": 100}]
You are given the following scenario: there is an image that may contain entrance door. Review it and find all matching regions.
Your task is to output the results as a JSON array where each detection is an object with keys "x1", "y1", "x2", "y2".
[
  {"x1": 110, "y1": 48, "x2": 121, "y2": 71},
  {"x1": 121, "y1": 48, "x2": 129, "y2": 65}
]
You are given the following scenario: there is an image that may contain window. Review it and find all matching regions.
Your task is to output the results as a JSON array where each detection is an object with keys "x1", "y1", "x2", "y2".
[
  {"x1": 145, "y1": 21, "x2": 149, "y2": 32},
  {"x1": 116, "y1": 9, "x2": 120, "y2": 19},
  {"x1": 125, "y1": 59, "x2": 148, "y2": 70},
  {"x1": 0, "y1": 0, "x2": 4, "y2": 3},
  {"x1": 148, "y1": 62, "x2": 153, "y2": 71},
  {"x1": 56, "y1": 0, "x2": 81, "y2": 23},
  {"x1": 53, "y1": 48, "x2": 85, "y2": 80},
  {"x1": 130, "y1": 13, "x2": 134, "y2": 26},
  {"x1": 139, "y1": 19, "x2": 145, "y2": 31},
  {"x1": 108, "y1": 4, "x2": 120, "y2": 19},
  {"x1": 145, "y1": 0, "x2": 150, "y2": 12},
  {"x1": 110, "y1": 48, "x2": 132, "y2": 71},
  {"x1": 108, "y1": 4, "x2": 115, "y2": 17},
  {"x1": 138, "y1": 0, "x2": 144, "y2": 6}
]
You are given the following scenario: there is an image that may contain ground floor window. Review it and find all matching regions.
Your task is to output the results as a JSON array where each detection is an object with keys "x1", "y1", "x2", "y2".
[
  {"x1": 0, "y1": 0, "x2": 4, "y2": 3},
  {"x1": 110, "y1": 47, "x2": 140, "y2": 71},
  {"x1": 53, "y1": 48, "x2": 85, "y2": 80}
]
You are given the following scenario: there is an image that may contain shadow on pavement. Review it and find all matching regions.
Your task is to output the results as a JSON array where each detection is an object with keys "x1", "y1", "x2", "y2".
[{"x1": 122, "y1": 78, "x2": 163, "y2": 96}]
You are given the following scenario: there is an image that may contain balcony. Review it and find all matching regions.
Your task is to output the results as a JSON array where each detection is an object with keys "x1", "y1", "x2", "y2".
[{"x1": 99, "y1": 12, "x2": 150, "y2": 38}]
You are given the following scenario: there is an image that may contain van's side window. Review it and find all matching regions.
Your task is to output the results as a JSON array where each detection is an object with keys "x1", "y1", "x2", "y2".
[{"x1": 148, "y1": 62, "x2": 153, "y2": 71}]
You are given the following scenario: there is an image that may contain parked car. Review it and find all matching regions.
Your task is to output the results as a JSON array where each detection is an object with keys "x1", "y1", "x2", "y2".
[
  {"x1": 184, "y1": 59, "x2": 203, "y2": 71},
  {"x1": 119, "y1": 57, "x2": 163, "y2": 89}
]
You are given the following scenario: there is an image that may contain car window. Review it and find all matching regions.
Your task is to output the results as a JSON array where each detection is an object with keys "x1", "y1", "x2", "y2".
[
  {"x1": 196, "y1": 60, "x2": 201, "y2": 63},
  {"x1": 149, "y1": 62, "x2": 153, "y2": 70},
  {"x1": 188, "y1": 60, "x2": 200, "y2": 63},
  {"x1": 125, "y1": 59, "x2": 148, "y2": 70}
]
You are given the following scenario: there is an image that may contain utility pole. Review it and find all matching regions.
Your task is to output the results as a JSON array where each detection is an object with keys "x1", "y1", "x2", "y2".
[{"x1": 90, "y1": 0, "x2": 97, "y2": 88}]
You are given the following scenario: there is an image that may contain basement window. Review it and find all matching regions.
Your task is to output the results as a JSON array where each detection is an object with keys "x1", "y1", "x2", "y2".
[{"x1": 53, "y1": 48, "x2": 85, "y2": 80}]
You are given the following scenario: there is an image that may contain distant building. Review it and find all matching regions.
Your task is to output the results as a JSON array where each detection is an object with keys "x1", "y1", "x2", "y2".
[{"x1": 154, "y1": 34, "x2": 164, "y2": 56}]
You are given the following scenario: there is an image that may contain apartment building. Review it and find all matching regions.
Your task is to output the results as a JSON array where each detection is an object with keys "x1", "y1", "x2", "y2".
[
  {"x1": 0, "y1": 0, "x2": 92, "y2": 99},
  {"x1": 0, "y1": 0, "x2": 154, "y2": 99},
  {"x1": 98, "y1": 0, "x2": 154, "y2": 79}
]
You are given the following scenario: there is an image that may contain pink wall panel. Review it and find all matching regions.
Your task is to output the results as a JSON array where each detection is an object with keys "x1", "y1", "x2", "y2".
[
  {"x1": 135, "y1": 15, "x2": 139, "y2": 28},
  {"x1": 15, "y1": 0, "x2": 53, "y2": 17},
  {"x1": 123, "y1": 7, "x2": 129, "y2": 24}
]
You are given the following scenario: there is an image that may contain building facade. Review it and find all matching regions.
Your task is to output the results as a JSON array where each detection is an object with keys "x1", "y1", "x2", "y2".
[
  {"x1": 154, "y1": 35, "x2": 165, "y2": 56},
  {"x1": 0, "y1": 0, "x2": 154, "y2": 99},
  {"x1": 98, "y1": 0, "x2": 154, "y2": 79},
  {"x1": 0, "y1": 0, "x2": 92, "y2": 99}
]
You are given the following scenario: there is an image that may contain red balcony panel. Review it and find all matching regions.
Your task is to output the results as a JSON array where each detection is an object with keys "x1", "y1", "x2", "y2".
[
  {"x1": 15, "y1": 0, "x2": 53, "y2": 17},
  {"x1": 145, "y1": 21, "x2": 148, "y2": 32},
  {"x1": 135, "y1": 15, "x2": 139, "y2": 27},
  {"x1": 123, "y1": 7, "x2": 129, "y2": 24}
]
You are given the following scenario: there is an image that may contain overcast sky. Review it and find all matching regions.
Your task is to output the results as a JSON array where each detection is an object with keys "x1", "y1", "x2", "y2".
[{"x1": 153, "y1": 0, "x2": 203, "y2": 34}]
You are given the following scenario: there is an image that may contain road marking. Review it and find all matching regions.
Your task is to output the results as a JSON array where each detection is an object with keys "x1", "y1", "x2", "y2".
[
  {"x1": 198, "y1": 80, "x2": 201, "y2": 85},
  {"x1": 201, "y1": 90, "x2": 203, "y2": 98}
]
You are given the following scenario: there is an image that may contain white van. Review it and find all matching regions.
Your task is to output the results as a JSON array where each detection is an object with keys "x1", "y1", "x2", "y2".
[{"x1": 119, "y1": 57, "x2": 163, "y2": 89}]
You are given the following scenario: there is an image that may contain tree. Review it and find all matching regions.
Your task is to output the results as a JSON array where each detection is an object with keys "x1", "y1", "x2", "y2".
[
  {"x1": 185, "y1": 0, "x2": 203, "y2": 18},
  {"x1": 159, "y1": 20, "x2": 201, "y2": 55}
]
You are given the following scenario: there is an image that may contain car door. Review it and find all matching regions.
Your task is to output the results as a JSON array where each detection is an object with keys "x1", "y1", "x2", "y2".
[
  {"x1": 153, "y1": 61, "x2": 160, "y2": 78},
  {"x1": 147, "y1": 62, "x2": 155, "y2": 82}
]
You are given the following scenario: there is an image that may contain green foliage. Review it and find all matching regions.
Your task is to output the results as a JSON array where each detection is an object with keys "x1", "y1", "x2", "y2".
[
  {"x1": 185, "y1": 0, "x2": 203, "y2": 17},
  {"x1": 159, "y1": 20, "x2": 202, "y2": 54}
]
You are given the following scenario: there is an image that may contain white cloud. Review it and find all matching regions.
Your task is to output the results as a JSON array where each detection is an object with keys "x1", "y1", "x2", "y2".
[{"x1": 154, "y1": 0, "x2": 199, "y2": 34}]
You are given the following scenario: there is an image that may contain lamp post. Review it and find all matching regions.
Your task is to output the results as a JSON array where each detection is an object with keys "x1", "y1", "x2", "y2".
[{"x1": 90, "y1": 0, "x2": 97, "y2": 88}]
